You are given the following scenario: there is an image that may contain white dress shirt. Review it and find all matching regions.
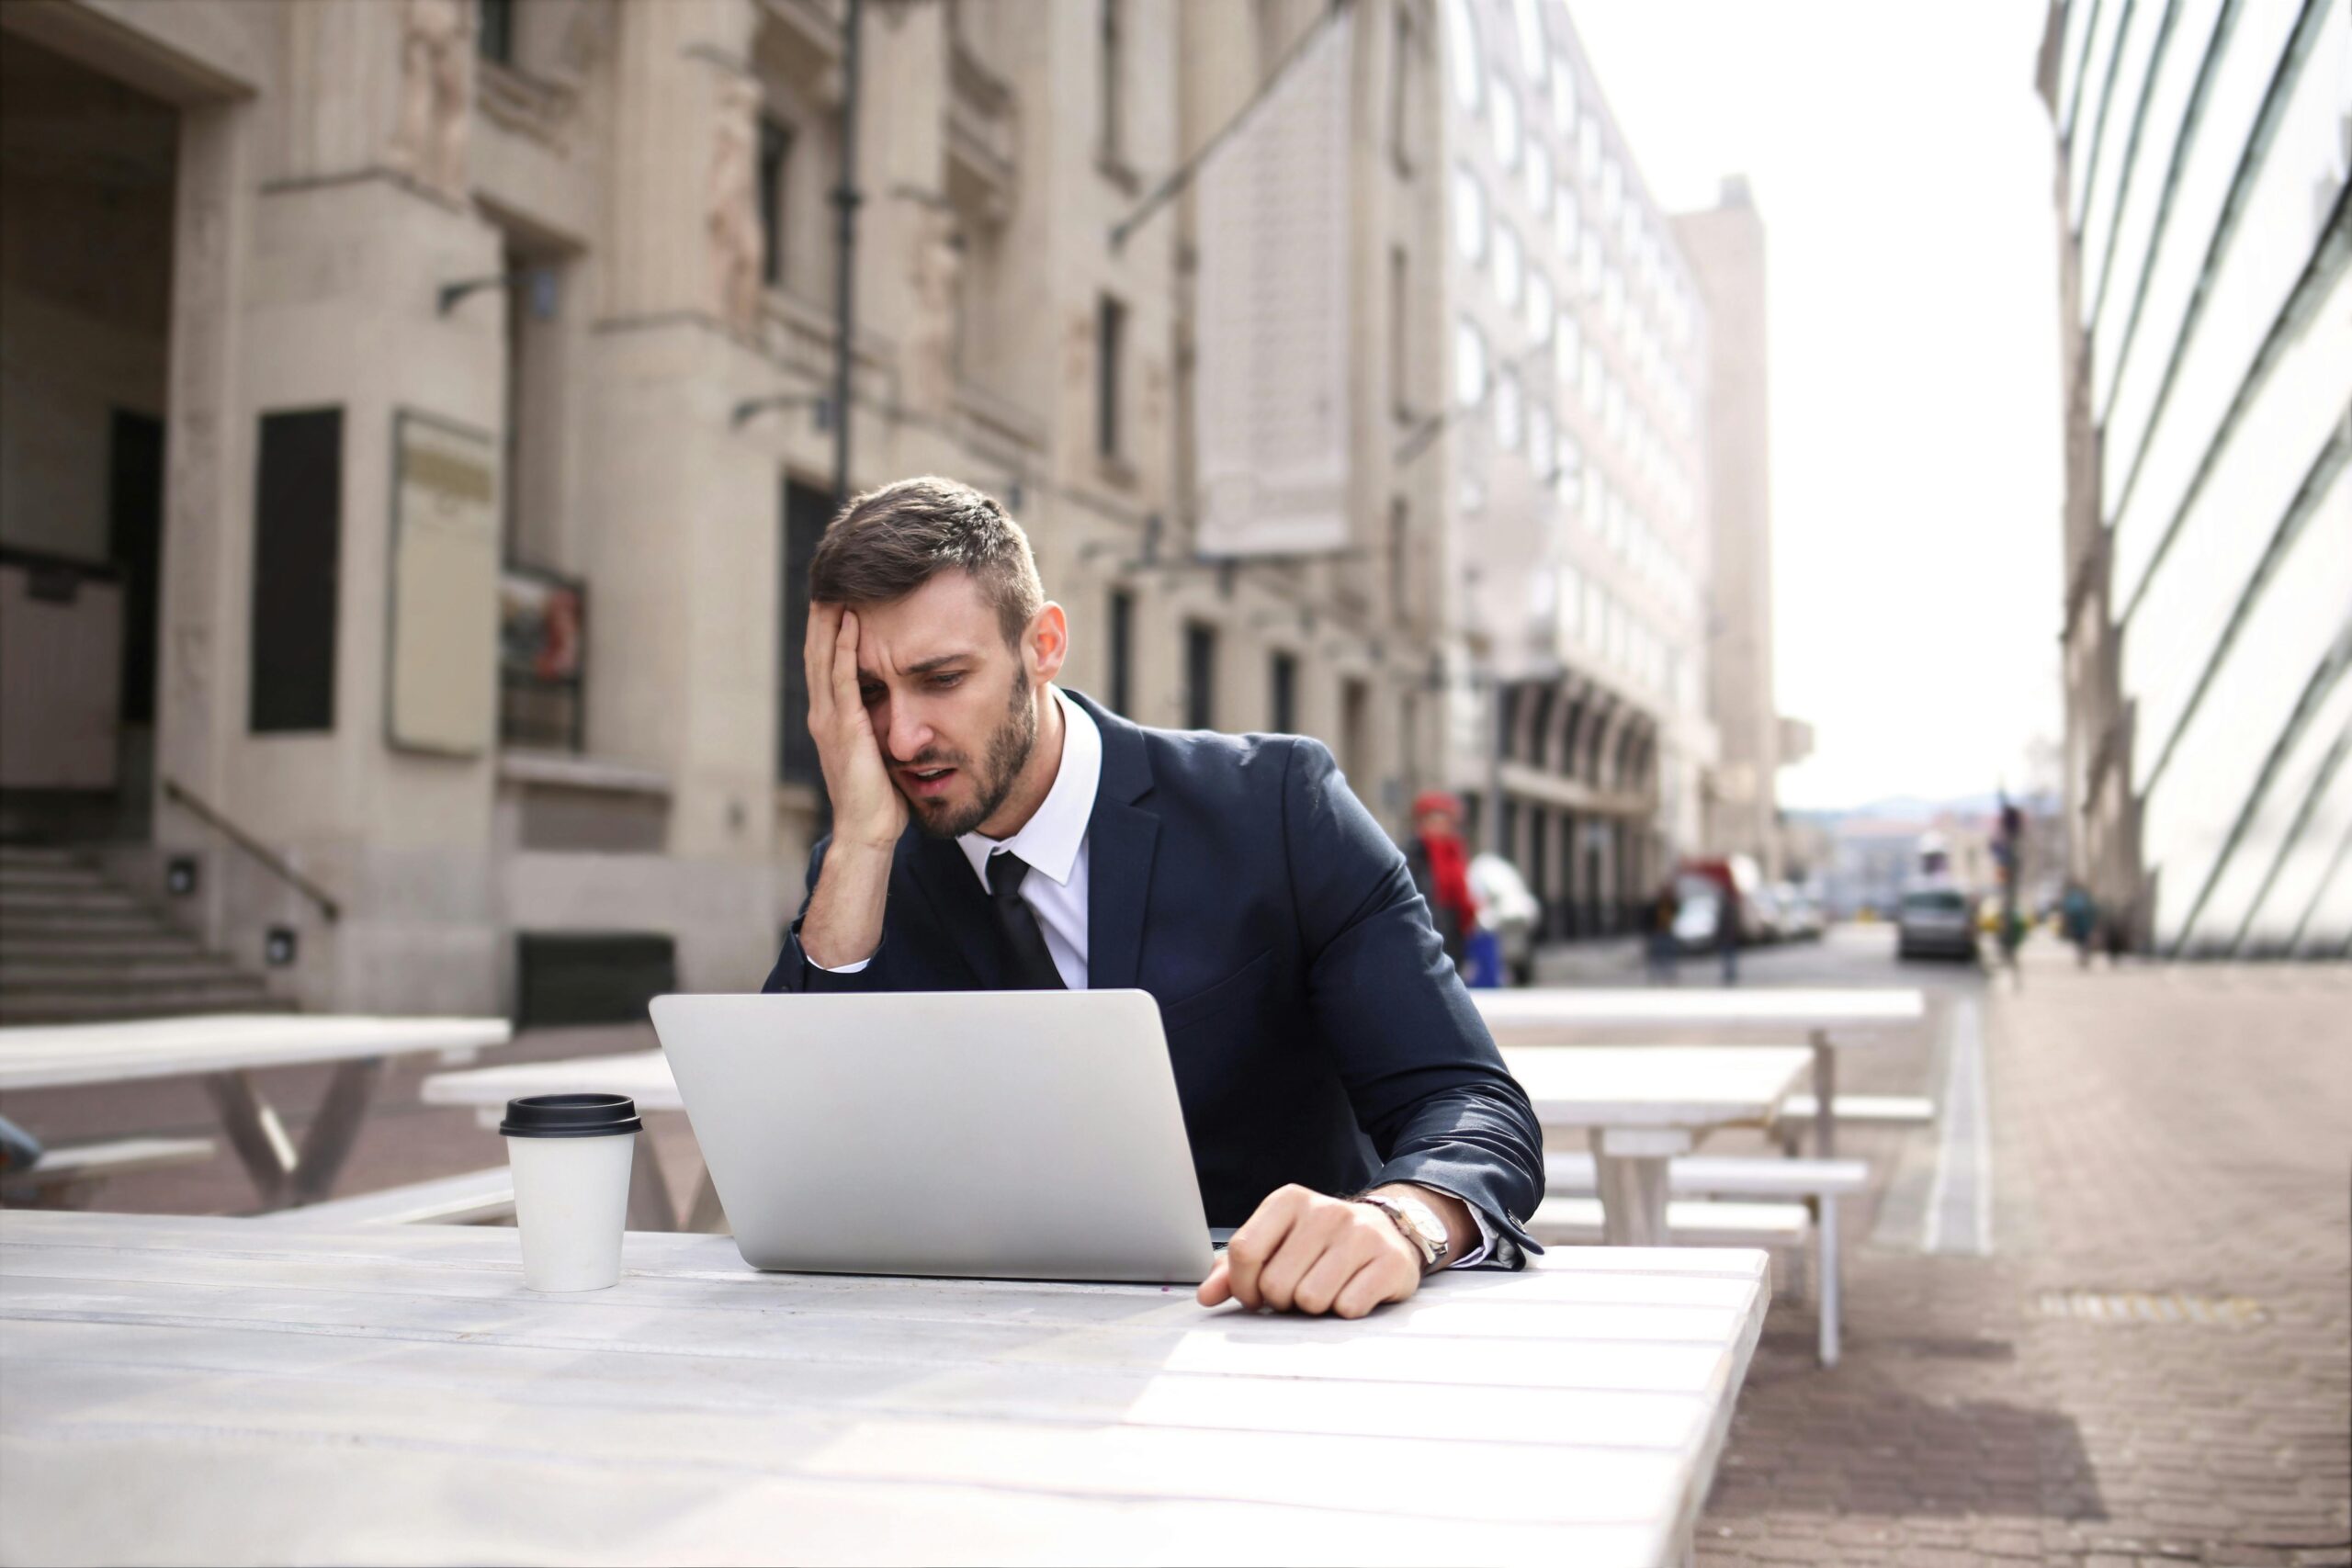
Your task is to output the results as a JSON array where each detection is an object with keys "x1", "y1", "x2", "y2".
[{"x1": 813, "y1": 684, "x2": 1501, "y2": 1266}]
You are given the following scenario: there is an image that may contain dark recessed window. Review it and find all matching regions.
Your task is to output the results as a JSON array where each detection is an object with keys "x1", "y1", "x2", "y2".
[
  {"x1": 1097, "y1": 294, "x2": 1126, "y2": 459},
  {"x1": 1183, "y1": 622, "x2": 1216, "y2": 731},
  {"x1": 1107, "y1": 588, "x2": 1135, "y2": 716},
  {"x1": 759, "y1": 118, "x2": 792, "y2": 288},
  {"x1": 1270, "y1": 651, "x2": 1298, "y2": 735},
  {"x1": 779, "y1": 477, "x2": 831, "y2": 786},
  {"x1": 250, "y1": 409, "x2": 344, "y2": 734},
  {"x1": 478, "y1": 0, "x2": 515, "y2": 65}
]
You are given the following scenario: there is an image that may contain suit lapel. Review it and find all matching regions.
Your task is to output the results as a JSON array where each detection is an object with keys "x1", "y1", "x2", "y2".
[{"x1": 1073, "y1": 690, "x2": 1159, "y2": 992}]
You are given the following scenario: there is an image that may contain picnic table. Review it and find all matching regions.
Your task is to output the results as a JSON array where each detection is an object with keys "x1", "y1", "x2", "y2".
[
  {"x1": 420, "y1": 1048, "x2": 700, "y2": 1229},
  {"x1": 0, "y1": 1014, "x2": 510, "y2": 1210},
  {"x1": 1473, "y1": 987, "x2": 1926, "y2": 1155},
  {"x1": 0, "y1": 1209, "x2": 1771, "y2": 1566},
  {"x1": 1502, "y1": 1044, "x2": 1814, "y2": 1247}
]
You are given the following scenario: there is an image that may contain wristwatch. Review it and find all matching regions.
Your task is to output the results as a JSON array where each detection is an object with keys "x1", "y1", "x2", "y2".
[{"x1": 1357, "y1": 1190, "x2": 1450, "y2": 1274}]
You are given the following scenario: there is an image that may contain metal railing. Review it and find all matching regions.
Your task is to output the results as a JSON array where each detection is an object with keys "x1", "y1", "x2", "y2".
[{"x1": 160, "y1": 776, "x2": 341, "y2": 923}]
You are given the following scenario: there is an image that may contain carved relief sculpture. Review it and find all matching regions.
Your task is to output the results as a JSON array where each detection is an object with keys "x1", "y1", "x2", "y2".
[
  {"x1": 390, "y1": 0, "x2": 473, "y2": 197},
  {"x1": 904, "y1": 206, "x2": 965, "y2": 416},
  {"x1": 709, "y1": 77, "x2": 763, "y2": 332}
]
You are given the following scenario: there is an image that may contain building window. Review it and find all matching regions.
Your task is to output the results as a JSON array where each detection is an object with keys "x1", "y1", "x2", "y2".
[
  {"x1": 1489, "y1": 80, "x2": 1521, "y2": 170},
  {"x1": 1099, "y1": 0, "x2": 1126, "y2": 166},
  {"x1": 1511, "y1": 0, "x2": 1548, "y2": 80},
  {"x1": 478, "y1": 0, "x2": 515, "y2": 66},
  {"x1": 1388, "y1": 244, "x2": 1412, "y2": 422},
  {"x1": 1442, "y1": 0, "x2": 1481, "y2": 113},
  {"x1": 1529, "y1": 399, "x2": 1556, "y2": 481},
  {"x1": 1525, "y1": 140, "x2": 1553, "y2": 217},
  {"x1": 1577, "y1": 113, "x2": 1601, "y2": 184},
  {"x1": 1454, "y1": 318, "x2": 1488, "y2": 408},
  {"x1": 778, "y1": 479, "x2": 831, "y2": 784},
  {"x1": 1388, "y1": 495, "x2": 1411, "y2": 619},
  {"x1": 1494, "y1": 367, "x2": 1523, "y2": 450},
  {"x1": 1340, "y1": 677, "x2": 1370, "y2": 784},
  {"x1": 1107, "y1": 587, "x2": 1134, "y2": 716},
  {"x1": 1270, "y1": 650, "x2": 1298, "y2": 734},
  {"x1": 250, "y1": 409, "x2": 344, "y2": 735},
  {"x1": 1550, "y1": 59, "x2": 1577, "y2": 131},
  {"x1": 1493, "y1": 221, "x2": 1523, "y2": 310},
  {"x1": 1526, "y1": 269, "x2": 1554, "y2": 344},
  {"x1": 758, "y1": 118, "x2": 792, "y2": 288},
  {"x1": 1452, "y1": 164, "x2": 1487, "y2": 264},
  {"x1": 1388, "y1": 4, "x2": 1419, "y2": 175},
  {"x1": 1184, "y1": 623, "x2": 1217, "y2": 730},
  {"x1": 1096, "y1": 294, "x2": 1125, "y2": 460},
  {"x1": 1556, "y1": 184, "x2": 1580, "y2": 255}
]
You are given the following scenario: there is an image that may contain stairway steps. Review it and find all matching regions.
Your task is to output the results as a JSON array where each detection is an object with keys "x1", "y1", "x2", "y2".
[
  {"x1": 0, "y1": 961, "x2": 262, "y2": 994},
  {"x1": 0, "y1": 988, "x2": 297, "y2": 1025}
]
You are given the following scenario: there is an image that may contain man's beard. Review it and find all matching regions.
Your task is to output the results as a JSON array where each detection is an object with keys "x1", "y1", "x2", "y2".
[{"x1": 902, "y1": 672, "x2": 1039, "y2": 840}]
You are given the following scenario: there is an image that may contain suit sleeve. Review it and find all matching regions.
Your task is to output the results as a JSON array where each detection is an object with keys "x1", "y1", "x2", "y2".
[
  {"x1": 760, "y1": 836, "x2": 901, "y2": 994},
  {"x1": 1283, "y1": 738, "x2": 1545, "y2": 1261}
]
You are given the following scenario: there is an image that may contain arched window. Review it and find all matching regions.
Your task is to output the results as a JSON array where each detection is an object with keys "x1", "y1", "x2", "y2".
[
  {"x1": 1494, "y1": 367, "x2": 1523, "y2": 450},
  {"x1": 1489, "y1": 80, "x2": 1521, "y2": 170},
  {"x1": 1526, "y1": 270, "x2": 1555, "y2": 343},
  {"x1": 1493, "y1": 222, "x2": 1523, "y2": 310},
  {"x1": 1525, "y1": 140, "x2": 1553, "y2": 217},
  {"x1": 1453, "y1": 164, "x2": 1487, "y2": 264},
  {"x1": 1442, "y1": 0, "x2": 1482, "y2": 113},
  {"x1": 1511, "y1": 0, "x2": 1548, "y2": 83},
  {"x1": 1454, "y1": 318, "x2": 1488, "y2": 408}
]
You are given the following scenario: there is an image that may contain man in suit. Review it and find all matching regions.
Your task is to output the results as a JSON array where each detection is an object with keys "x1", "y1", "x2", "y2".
[{"x1": 765, "y1": 478, "x2": 1543, "y2": 1318}]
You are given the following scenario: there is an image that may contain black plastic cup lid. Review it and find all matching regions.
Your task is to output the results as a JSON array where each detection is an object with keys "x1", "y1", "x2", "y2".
[{"x1": 498, "y1": 1093, "x2": 643, "y2": 1139}]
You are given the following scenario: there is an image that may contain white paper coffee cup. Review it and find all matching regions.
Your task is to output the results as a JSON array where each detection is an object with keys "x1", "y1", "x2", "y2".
[{"x1": 499, "y1": 1093, "x2": 641, "y2": 1292}]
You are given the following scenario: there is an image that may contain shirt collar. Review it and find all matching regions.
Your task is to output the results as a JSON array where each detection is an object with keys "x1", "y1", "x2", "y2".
[{"x1": 956, "y1": 686, "x2": 1101, "y2": 890}]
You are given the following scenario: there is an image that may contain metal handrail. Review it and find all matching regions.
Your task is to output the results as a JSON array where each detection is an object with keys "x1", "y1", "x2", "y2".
[{"x1": 160, "y1": 776, "x2": 342, "y2": 922}]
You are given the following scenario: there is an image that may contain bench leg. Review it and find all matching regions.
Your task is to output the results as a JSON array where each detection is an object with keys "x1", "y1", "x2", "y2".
[
  {"x1": 206, "y1": 1070, "x2": 299, "y2": 1208},
  {"x1": 1817, "y1": 1194, "x2": 1842, "y2": 1368},
  {"x1": 287, "y1": 1056, "x2": 385, "y2": 1207},
  {"x1": 627, "y1": 1130, "x2": 678, "y2": 1231},
  {"x1": 1811, "y1": 1030, "x2": 1837, "y2": 1158},
  {"x1": 1593, "y1": 1129, "x2": 1687, "y2": 1247}
]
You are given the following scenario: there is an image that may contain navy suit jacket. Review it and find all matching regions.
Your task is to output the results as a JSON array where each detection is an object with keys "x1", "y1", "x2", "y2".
[{"x1": 762, "y1": 689, "x2": 1544, "y2": 1259}]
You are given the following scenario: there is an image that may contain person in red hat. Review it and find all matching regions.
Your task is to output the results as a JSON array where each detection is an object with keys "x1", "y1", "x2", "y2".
[{"x1": 1405, "y1": 791, "x2": 1481, "y2": 973}]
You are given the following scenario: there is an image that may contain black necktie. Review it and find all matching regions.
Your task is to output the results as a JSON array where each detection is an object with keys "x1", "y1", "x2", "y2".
[{"x1": 985, "y1": 852, "x2": 1067, "y2": 990}]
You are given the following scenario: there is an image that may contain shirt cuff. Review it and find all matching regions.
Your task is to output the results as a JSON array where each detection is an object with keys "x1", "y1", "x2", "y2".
[
  {"x1": 810, "y1": 953, "x2": 873, "y2": 974},
  {"x1": 1400, "y1": 1180, "x2": 1518, "y2": 1270}
]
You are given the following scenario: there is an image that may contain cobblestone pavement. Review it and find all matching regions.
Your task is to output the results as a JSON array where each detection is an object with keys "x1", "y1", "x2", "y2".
[{"x1": 1679, "y1": 935, "x2": 2352, "y2": 1568}]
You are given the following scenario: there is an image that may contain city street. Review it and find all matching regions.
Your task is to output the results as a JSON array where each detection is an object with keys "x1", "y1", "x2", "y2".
[{"x1": 1547, "y1": 927, "x2": 2349, "y2": 1568}]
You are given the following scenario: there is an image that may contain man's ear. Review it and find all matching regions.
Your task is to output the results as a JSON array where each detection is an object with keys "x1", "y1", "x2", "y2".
[{"x1": 1026, "y1": 603, "x2": 1069, "y2": 686}]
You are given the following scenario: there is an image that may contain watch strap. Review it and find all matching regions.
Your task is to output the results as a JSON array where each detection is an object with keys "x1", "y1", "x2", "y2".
[{"x1": 1357, "y1": 1192, "x2": 1446, "y2": 1273}]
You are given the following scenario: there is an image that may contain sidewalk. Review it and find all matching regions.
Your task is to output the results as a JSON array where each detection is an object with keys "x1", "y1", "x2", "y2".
[{"x1": 1698, "y1": 947, "x2": 2352, "y2": 1568}]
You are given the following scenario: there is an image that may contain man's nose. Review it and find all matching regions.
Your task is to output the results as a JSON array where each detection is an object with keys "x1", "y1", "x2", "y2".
[{"x1": 886, "y1": 701, "x2": 934, "y2": 762}]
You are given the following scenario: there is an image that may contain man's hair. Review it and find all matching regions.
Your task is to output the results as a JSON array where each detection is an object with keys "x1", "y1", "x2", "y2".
[{"x1": 808, "y1": 476, "x2": 1044, "y2": 649}]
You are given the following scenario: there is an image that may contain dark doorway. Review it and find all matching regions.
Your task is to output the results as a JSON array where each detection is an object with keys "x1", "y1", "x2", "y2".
[
  {"x1": 779, "y1": 476, "x2": 831, "y2": 789},
  {"x1": 107, "y1": 410, "x2": 164, "y2": 836}
]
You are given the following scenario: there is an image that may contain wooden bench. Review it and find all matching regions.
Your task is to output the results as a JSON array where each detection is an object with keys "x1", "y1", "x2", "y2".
[
  {"x1": 259, "y1": 1166, "x2": 515, "y2": 1229},
  {"x1": 0, "y1": 1136, "x2": 216, "y2": 1208},
  {"x1": 1544, "y1": 1149, "x2": 1870, "y2": 1366},
  {"x1": 1773, "y1": 1093, "x2": 1935, "y2": 1153}
]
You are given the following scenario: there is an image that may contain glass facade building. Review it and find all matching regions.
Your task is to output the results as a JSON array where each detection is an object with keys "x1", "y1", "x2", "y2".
[{"x1": 2041, "y1": 0, "x2": 2351, "y2": 956}]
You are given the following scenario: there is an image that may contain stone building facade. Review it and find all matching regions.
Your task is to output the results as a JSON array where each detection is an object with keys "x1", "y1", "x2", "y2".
[
  {"x1": 1433, "y1": 0, "x2": 1716, "y2": 937},
  {"x1": 2036, "y1": 0, "x2": 2350, "y2": 957},
  {"x1": 0, "y1": 0, "x2": 1451, "y2": 1017}
]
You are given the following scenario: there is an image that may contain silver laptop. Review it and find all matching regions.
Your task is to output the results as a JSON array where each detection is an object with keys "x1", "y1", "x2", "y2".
[{"x1": 649, "y1": 990, "x2": 1216, "y2": 1283}]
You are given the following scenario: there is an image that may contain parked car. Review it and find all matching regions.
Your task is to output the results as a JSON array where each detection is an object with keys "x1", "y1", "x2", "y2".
[
  {"x1": 1468, "y1": 852, "x2": 1541, "y2": 987},
  {"x1": 1896, "y1": 884, "x2": 1979, "y2": 961},
  {"x1": 1772, "y1": 883, "x2": 1826, "y2": 941}
]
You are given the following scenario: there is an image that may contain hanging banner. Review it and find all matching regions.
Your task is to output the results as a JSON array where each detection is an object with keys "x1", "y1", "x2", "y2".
[
  {"x1": 1193, "y1": 13, "x2": 1355, "y2": 558},
  {"x1": 387, "y1": 411, "x2": 498, "y2": 757}
]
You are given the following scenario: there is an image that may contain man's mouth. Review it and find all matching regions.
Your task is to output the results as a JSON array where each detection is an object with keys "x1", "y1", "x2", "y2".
[{"x1": 900, "y1": 765, "x2": 958, "y2": 798}]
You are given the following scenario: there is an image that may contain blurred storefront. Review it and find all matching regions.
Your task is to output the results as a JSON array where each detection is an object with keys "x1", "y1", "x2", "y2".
[{"x1": 0, "y1": 0, "x2": 1452, "y2": 1018}]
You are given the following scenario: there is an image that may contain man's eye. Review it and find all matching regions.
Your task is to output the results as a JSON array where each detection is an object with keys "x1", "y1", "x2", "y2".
[
  {"x1": 930, "y1": 673, "x2": 965, "y2": 690},
  {"x1": 860, "y1": 686, "x2": 885, "y2": 705}
]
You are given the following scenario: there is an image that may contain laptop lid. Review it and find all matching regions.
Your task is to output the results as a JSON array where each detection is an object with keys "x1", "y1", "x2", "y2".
[{"x1": 650, "y1": 990, "x2": 1215, "y2": 1283}]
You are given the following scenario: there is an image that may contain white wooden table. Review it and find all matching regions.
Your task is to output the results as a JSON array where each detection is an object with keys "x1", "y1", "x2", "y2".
[
  {"x1": 0, "y1": 1211, "x2": 1770, "y2": 1567},
  {"x1": 0, "y1": 1014, "x2": 510, "y2": 1210},
  {"x1": 1475, "y1": 987, "x2": 1925, "y2": 1156},
  {"x1": 1502, "y1": 1044, "x2": 1815, "y2": 1247},
  {"x1": 420, "y1": 1049, "x2": 698, "y2": 1230}
]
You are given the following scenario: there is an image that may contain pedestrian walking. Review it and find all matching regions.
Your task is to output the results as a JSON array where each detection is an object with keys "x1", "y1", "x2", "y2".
[
  {"x1": 1405, "y1": 791, "x2": 1481, "y2": 977},
  {"x1": 2061, "y1": 881, "x2": 2098, "y2": 969},
  {"x1": 1644, "y1": 882, "x2": 1680, "y2": 985}
]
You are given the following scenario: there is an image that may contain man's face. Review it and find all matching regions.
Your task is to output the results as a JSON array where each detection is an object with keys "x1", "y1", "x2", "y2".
[{"x1": 846, "y1": 571, "x2": 1058, "y2": 839}]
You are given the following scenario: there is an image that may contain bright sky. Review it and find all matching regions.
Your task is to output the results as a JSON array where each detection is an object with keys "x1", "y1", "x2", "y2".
[{"x1": 1566, "y1": 1, "x2": 2067, "y2": 811}]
